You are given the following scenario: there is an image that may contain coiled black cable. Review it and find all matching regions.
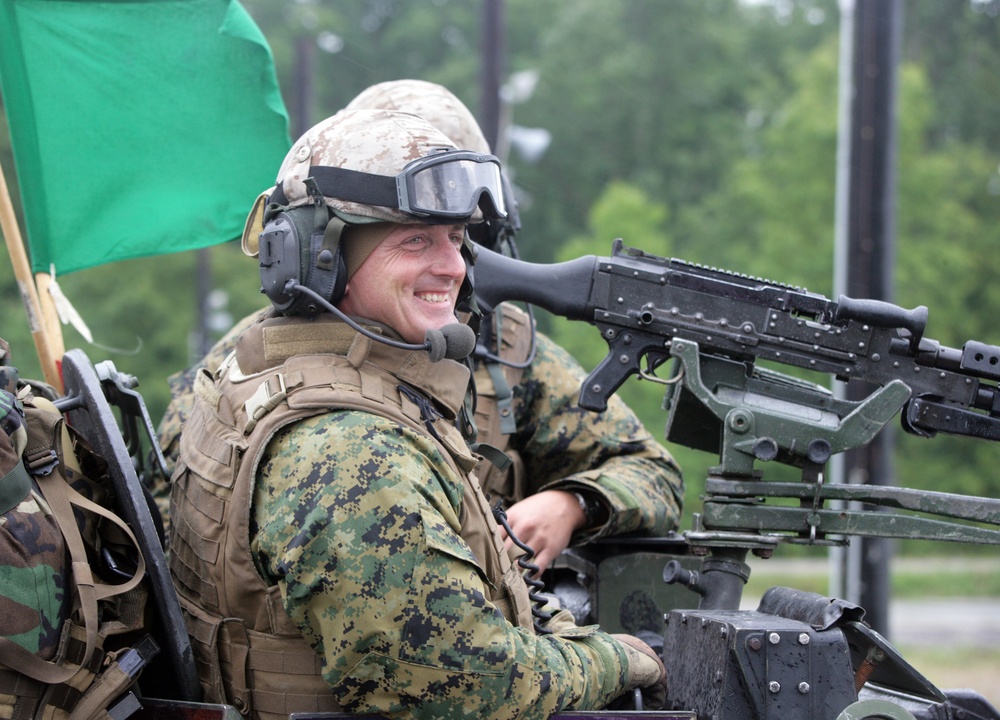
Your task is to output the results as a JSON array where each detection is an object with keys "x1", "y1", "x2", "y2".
[{"x1": 492, "y1": 501, "x2": 554, "y2": 634}]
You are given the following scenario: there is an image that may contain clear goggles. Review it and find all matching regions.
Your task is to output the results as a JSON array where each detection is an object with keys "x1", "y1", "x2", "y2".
[
  {"x1": 396, "y1": 151, "x2": 507, "y2": 220},
  {"x1": 262, "y1": 150, "x2": 508, "y2": 226}
]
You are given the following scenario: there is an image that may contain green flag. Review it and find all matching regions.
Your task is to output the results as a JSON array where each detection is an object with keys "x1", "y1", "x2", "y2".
[{"x1": 0, "y1": 0, "x2": 290, "y2": 274}]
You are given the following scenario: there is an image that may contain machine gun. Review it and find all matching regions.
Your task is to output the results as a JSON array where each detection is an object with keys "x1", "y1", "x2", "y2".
[
  {"x1": 474, "y1": 237, "x2": 1000, "y2": 436},
  {"x1": 473, "y1": 237, "x2": 1000, "y2": 548},
  {"x1": 473, "y1": 239, "x2": 1000, "y2": 720}
]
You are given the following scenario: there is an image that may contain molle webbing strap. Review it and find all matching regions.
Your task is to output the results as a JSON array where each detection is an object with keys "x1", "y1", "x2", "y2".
[
  {"x1": 68, "y1": 659, "x2": 132, "y2": 720},
  {"x1": 469, "y1": 443, "x2": 512, "y2": 476},
  {"x1": 0, "y1": 400, "x2": 97, "y2": 685},
  {"x1": 483, "y1": 306, "x2": 517, "y2": 435},
  {"x1": 218, "y1": 620, "x2": 250, "y2": 712},
  {"x1": 0, "y1": 625, "x2": 109, "y2": 715},
  {"x1": 242, "y1": 634, "x2": 338, "y2": 717},
  {"x1": 305, "y1": 214, "x2": 344, "y2": 306},
  {"x1": 0, "y1": 669, "x2": 42, "y2": 697},
  {"x1": 250, "y1": 686, "x2": 340, "y2": 717},
  {"x1": 485, "y1": 361, "x2": 515, "y2": 435}
]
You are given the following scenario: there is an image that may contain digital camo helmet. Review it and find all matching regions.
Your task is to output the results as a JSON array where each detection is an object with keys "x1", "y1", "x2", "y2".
[
  {"x1": 346, "y1": 79, "x2": 521, "y2": 254},
  {"x1": 246, "y1": 108, "x2": 506, "y2": 316}
]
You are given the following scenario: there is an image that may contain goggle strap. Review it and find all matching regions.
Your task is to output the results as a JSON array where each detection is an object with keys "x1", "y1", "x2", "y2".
[
  {"x1": 306, "y1": 166, "x2": 399, "y2": 209},
  {"x1": 270, "y1": 157, "x2": 504, "y2": 219}
]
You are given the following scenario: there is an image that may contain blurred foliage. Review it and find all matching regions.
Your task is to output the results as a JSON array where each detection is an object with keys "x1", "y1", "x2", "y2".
[
  {"x1": 1, "y1": 0, "x2": 1000, "y2": 542},
  {"x1": 746, "y1": 556, "x2": 1000, "y2": 599}
]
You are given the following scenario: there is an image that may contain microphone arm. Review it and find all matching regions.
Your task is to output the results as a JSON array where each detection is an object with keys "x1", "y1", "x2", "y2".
[{"x1": 290, "y1": 282, "x2": 475, "y2": 361}]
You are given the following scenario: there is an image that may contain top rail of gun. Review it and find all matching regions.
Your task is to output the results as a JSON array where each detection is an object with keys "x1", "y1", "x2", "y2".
[{"x1": 618, "y1": 250, "x2": 836, "y2": 322}]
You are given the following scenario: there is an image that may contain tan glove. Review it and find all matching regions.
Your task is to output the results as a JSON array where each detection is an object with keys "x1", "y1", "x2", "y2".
[{"x1": 611, "y1": 633, "x2": 668, "y2": 709}]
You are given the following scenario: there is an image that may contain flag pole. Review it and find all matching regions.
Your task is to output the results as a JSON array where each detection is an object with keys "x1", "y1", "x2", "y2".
[
  {"x1": 34, "y1": 270, "x2": 66, "y2": 360},
  {"x1": 0, "y1": 156, "x2": 64, "y2": 390}
]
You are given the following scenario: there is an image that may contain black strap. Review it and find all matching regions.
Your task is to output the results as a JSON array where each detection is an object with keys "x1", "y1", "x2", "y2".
[
  {"x1": 469, "y1": 442, "x2": 512, "y2": 474},
  {"x1": 397, "y1": 385, "x2": 444, "y2": 443},
  {"x1": 269, "y1": 166, "x2": 398, "y2": 210}
]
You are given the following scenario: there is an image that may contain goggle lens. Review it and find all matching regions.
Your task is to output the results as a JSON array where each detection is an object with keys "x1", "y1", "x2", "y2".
[{"x1": 401, "y1": 153, "x2": 507, "y2": 220}]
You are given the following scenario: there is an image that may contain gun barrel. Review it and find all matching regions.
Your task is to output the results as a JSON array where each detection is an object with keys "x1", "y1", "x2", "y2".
[{"x1": 471, "y1": 244, "x2": 598, "y2": 320}]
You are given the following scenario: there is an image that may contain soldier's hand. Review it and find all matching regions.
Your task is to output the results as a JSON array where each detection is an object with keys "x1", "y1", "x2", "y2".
[
  {"x1": 499, "y1": 490, "x2": 581, "y2": 574},
  {"x1": 611, "y1": 633, "x2": 667, "y2": 709}
]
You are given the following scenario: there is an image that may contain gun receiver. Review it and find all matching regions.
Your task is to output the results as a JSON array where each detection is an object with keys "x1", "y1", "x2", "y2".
[{"x1": 473, "y1": 238, "x2": 1000, "y2": 444}]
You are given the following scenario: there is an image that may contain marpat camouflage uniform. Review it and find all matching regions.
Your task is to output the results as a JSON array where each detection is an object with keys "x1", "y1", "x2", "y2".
[
  {"x1": 471, "y1": 303, "x2": 683, "y2": 543},
  {"x1": 169, "y1": 314, "x2": 641, "y2": 719},
  {"x1": 254, "y1": 412, "x2": 634, "y2": 718}
]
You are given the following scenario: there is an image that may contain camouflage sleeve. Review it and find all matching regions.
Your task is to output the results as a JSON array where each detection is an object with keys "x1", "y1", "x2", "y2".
[
  {"x1": 0, "y1": 487, "x2": 68, "y2": 660},
  {"x1": 512, "y1": 331, "x2": 684, "y2": 542},
  {"x1": 252, "y1": 411, "x2": 638, "y2": 719}
]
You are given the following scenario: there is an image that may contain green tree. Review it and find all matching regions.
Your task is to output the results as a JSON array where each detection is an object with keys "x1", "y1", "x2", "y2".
[
  {"x1": 674, "y1": 31, "x2": 841, "y2": 289},
  {"x1": 903, "y1": 0, "x2": 1000, "y2": 151},
  {"x1": 503, "y1": 0, "x2": 840, "y2": 266},
  {"x1": 236, "y1": 0, "x2": 842, "y2": 270},
  {"x1": 239, "y1": 0, "x2": 484, "y2": 134}
]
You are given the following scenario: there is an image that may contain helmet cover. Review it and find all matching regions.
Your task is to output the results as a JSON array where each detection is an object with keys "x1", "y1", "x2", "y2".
[
  {"x1": 274, "y1": 108, "x2": 466, "y2": 224},
  {"x1": 346, "y1": 79, "x2": 491, "y2": 155}
]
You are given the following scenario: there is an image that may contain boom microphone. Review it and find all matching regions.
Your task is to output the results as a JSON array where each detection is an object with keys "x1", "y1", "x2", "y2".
[{"x1": 425, "y1": 323, "x2": 477, "y2": 362}]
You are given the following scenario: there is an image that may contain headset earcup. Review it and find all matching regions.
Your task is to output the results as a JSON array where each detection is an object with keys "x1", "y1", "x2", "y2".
[
  {"x1": 258, "y1": 208, "x2": 347, "y2": 316},
  {"x1": 258, "y1": 211, "x2": 305, "y2": 313}
]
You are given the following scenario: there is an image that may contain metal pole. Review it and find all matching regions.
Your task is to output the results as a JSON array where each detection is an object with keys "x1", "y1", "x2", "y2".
[
  {"x1": 829, "y1": 0, "x2": 856, "y2": 603},
  {"x1": 479, "y1": 0, "x2": 504, "y2": 152},
  {"x1": 841, "y1": 0, "x2": 903, "y2": 638}
]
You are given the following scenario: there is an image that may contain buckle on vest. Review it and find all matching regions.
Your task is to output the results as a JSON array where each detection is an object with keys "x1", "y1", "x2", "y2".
[
  {"x1": 243, "y1": 374, "x2": 287, "y2": 434},
  {"x1": 25, "y1": 448, "x2": 60, "y2": 476}
]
